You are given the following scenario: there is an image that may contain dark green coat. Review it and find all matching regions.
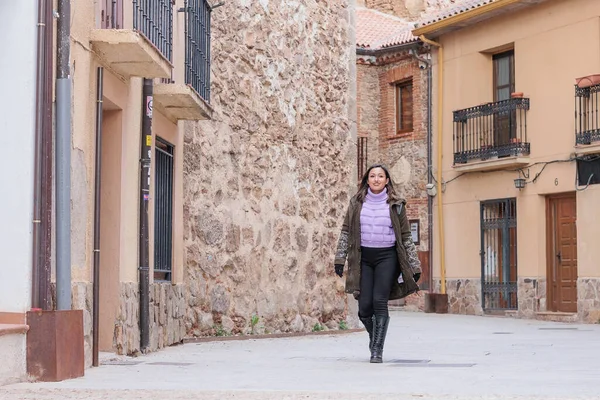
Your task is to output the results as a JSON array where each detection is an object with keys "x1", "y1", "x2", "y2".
[{"x1": 334, "y1": 196, "x2": 421, "y2": 300}]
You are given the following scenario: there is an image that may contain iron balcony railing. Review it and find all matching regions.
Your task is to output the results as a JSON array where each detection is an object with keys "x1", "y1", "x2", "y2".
[
  {"x1": 575, "y1": 81, "x2": 600, "y2": 145},
  {"x1": 133, "y1": 0, "x2": 174, "y2": 61},
  {"x1": 101, "y1": 0, "x2": 124, "y2": 29},
  {"x1": 183, "y1": 0, "x2": 211, "y2": 103},
  {"x1": 453, "y1": 98, "x2": 530, "y2": 165}
]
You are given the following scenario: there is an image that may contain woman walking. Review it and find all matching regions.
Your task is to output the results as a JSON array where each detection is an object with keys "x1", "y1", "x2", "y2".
[{"x1": 334, "y1": 164, "x2": 421, "y2": 363}]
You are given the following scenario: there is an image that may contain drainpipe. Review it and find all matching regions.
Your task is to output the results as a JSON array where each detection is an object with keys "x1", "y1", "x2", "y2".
[
  {"x1": 32, "y1": 0, "x2": 53, "y2": 310},
  {"x1": 139, "y1": 78, "x2": 153, "y2": 352},
  {"x1": 92, "y1": 67, "x2": 104, "y2": 367},
  {"x1": 56, "y1": 0, "x2": 72, "y2": 310},
  {"x1": 419, "y1": 35, "x2": 446, "y2": 295}
]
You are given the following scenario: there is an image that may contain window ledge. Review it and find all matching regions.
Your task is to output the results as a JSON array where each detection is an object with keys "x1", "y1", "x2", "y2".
[
  {"x1": 453, "y1": 156, "x2": 530, "y2": 172},
  {"x1": 574, "y1": 142, "x2": 600, "y2": 156}
]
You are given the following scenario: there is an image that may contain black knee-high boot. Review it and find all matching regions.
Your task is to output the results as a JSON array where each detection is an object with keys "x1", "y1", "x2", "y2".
[
  {"x1": 359, "y1": 315, "x2": 374, "y2": 350},
  {"x1": 370, "y1": 315, "x2": 389, "y2": 363}
]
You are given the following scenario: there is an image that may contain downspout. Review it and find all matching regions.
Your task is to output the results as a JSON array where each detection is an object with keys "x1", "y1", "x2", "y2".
[
  {"x1": 419, "y1": 35, "x2": 446, "y2": 295},
  {"x1": 139, "y1": 79, "x2": 153, "y2": 352},
  {"x1": 56, "y1": 0, "x2": 72, "y2": 310},
  {"x1": 92, "y1": 67, "x2": 104, "y2": 367}
]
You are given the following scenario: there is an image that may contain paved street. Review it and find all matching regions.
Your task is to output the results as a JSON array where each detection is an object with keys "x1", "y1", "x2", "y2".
[{"x1": 2, "y1": 311, "x2": 599, "y2": 400}]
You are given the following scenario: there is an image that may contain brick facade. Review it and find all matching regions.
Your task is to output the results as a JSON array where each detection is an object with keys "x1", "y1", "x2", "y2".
[{"x1": 357, "y1": 48, "x2": 431, "y2": 288}]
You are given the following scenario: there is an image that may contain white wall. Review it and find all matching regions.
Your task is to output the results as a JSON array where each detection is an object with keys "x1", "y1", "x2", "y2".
[{"x1": 0, "y1": 1, "x2": 38, "y2": 312}]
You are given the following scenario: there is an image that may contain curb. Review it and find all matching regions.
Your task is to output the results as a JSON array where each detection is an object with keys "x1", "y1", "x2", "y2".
[{"x1": 182, "y1": 328, "x2": 364, "y2": 344}]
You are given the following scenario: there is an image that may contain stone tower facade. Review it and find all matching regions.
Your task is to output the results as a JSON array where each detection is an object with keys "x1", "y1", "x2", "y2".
[{"x1": 183, "y1": 0, "x2": 357, "y2": 336}]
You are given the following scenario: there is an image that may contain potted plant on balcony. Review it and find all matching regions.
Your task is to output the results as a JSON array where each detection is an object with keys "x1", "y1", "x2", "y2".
[{"x1": 511, "y1": 92, "x2": 524, "y2": 98}]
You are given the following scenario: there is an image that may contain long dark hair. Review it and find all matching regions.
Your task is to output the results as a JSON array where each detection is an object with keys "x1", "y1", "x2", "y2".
[{"x1": 355, "y1": 163, "x2": 401, "y2": 203}]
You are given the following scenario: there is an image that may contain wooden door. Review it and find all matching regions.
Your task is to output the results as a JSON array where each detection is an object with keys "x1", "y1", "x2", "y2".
[{"x1": 547, "y1": 194, "x2": 578, "y2": 313}]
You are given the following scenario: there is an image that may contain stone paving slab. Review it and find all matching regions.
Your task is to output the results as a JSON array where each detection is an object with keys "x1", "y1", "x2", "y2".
[
  {"x1": 3, "y1": 311, "x2": 600, "y2": 400},
  {"x1": 2, "y1": 390, "x2": 599, "y2": 400}
]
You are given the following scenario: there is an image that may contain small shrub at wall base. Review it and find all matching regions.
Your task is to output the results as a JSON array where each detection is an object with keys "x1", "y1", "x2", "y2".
[
  {"x1": 213, "y1": 324, "x2": 229, "y2": 337},
  {"x1": 312, "y1": 323, "x2": 324, "y2": 332},
  {"x1": 338, "y1": 320, "x2": 348, "y2": 330},
  {"x1": 250, "y1": 314, "x2": 260, "y2": 334}
]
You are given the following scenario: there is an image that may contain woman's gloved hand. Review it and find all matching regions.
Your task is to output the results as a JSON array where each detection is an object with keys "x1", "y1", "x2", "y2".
[{"x1": 334, "y1": 264, "x2": 344, "y2": 278}]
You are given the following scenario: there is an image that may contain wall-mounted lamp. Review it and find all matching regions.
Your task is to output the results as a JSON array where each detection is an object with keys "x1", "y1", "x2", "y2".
[{"x1": 514, "y1": 177, "x2": 527, "y2": 190}]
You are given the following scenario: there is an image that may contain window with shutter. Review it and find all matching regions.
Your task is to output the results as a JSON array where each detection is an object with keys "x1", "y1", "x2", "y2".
[{"x1": 396, "y1": 80, "x2": 413, "y2": 134}]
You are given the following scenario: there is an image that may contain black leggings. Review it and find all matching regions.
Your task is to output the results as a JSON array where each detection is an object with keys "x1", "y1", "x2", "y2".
[{"x1": 358, "y1": 246, "x2": 398, "y2": 318}]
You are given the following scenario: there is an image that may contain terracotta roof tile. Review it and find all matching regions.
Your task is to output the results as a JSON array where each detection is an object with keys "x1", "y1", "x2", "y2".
[
  {"x1": 356, "y1": 7, "x2": 418, "y2": 50},
  {"x1": 419, "y1": 0, "x2": 497, "y2": 27}
]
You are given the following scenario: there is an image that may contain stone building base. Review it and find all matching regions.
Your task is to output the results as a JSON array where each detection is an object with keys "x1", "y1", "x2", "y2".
[
  {"x1": 115, "y1": 282, "x2": 186, "y2": 355},
  {"x1": 578, "y1": 278, "x2": 600, "y2": 323},
  {"x1": 53, "y1": 281, "x2": 187, "y2": 363},
  {"x1": 428, "y1": 277, "x2": 600, "y2": 324},
  {"x1": 432, "y1": 279, "x2": 483, "y2": 316}
]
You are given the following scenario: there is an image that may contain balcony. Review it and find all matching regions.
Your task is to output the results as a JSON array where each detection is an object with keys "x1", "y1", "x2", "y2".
[
  {"x1": 453, "y1": 97, "x2": 531, "y2": 172},
  {"x1": 153, "y1": 0, "x2": 213, "y2": 121},
  {"x1": 90, "y1": 0, "x2": 173, "y2": 79},
  {"x1": 575, "y1": 75, "x2": 600, "y2": 156}
]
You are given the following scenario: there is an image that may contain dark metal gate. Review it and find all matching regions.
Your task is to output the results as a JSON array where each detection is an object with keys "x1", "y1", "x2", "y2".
[
  {"x1": 480, "y1": 198, "x2": 518, "y2": 311},
  {"x1": 184, "y1": 0, "x2": 212, "y2": 102},
  {"x1": 154, "y1": 138, "x2": 174, "y2": 281}
]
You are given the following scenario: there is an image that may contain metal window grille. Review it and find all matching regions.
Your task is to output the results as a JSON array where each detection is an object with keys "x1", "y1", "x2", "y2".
[
  {"x1": 575, "y1": 82, "x2": 600, "y2": 145},
  {"x1": 101, "y1": 0, "x2": 124, "y2": 28},
  {"x1": 184, "y1": 0, "x2": 211, "y2": 102},
  {"x1": 480, "y1": 198, "x2": 518, "y2": 311},
  {"x1": 154, "y1": 138, "x2": 174, "y2": 281},
  {"x1": 133, "y1": 0, "x2": 174, "y2": 61},
  {"x1": 357, "y1": 137, "x2": 368, "y2": 181}
]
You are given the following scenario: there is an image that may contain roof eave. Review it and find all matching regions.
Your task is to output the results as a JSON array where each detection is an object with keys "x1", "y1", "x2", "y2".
[
  {"x1": 412, "y1": 0, "x2": 524, "y2": 38},
  {"x1": 356, "y1": 40, "x2": 421, "y2": 56}
]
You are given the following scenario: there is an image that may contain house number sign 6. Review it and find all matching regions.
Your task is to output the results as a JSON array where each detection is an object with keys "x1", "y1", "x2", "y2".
[{"x1": 555, "y1": 178, "x2": 559, "y2": 186}]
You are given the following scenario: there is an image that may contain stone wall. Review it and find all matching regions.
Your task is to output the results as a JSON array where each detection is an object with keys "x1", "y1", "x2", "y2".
[
  {"x1": 433, "y1": 279, "x2": 484, "y2": 315},
  {"x1": 115, "y1": 282, "x2": 186, "y2": 355},
  {"x1": 362, "y1": 0, "x2": 456, "y2": 19},
  {"x1": 517, "y1": 277, "x2": 546, "y2": 318},
  {"x1": 182, "y1": 0, "x2": 354, "y2": 336},
  {"x1": 578, "y1": 278, "x2": 600, "y2": 323}
]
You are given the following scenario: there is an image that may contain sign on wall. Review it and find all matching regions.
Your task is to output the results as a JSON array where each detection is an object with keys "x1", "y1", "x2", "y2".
[{"x1": 409, "y1": 219, "x2": 420, "y2": 245}]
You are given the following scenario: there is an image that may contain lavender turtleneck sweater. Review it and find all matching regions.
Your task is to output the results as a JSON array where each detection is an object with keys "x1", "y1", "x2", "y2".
[{"x1": 360, "y1": 188, "x2": 396, "y2": 248}]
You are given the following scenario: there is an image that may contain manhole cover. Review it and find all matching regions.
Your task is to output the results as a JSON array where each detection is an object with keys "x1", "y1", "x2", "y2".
[
  {"x1": 147, "y1": 362, "x2": 194, "y2": 366},
  {"x1": 101, "y1": 360, "x2": 142, "y2": 366}
]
